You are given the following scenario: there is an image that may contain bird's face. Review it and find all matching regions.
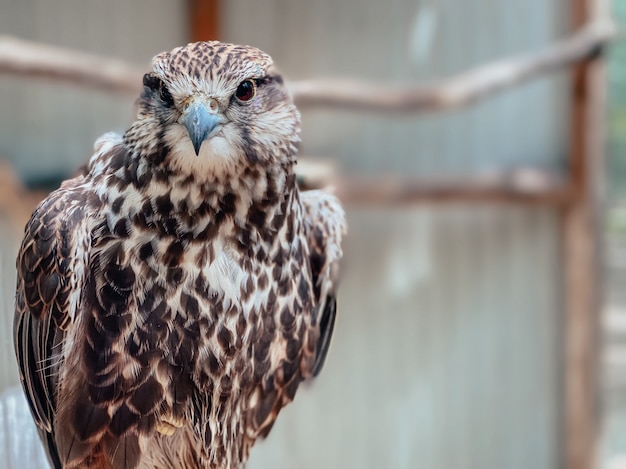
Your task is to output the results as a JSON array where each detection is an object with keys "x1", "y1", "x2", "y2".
[{"x1": 129, "y1": 41, "x2": 300, "y2": 180}]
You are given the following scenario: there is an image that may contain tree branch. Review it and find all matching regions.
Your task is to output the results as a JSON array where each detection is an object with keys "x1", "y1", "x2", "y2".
[
  {"x1": 297, "y1": 161, "x2": 574, "y2": 206},
  {"x1": 289, "y1": 19, "x2": 615, "y2": 112},
  {"x1": 0, "y1": 35, "x2": 144, "y2": 94},
  {"x1": 0, "y1": 19, "x2": 615, "y2": 112}
]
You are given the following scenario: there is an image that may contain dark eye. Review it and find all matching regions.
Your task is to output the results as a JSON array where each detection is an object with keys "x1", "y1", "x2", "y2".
[
  {"x1": 158, "y1": 85, "x2": 174, "y2": 106},
  {"x1": 143, "y1": 73, "x2": 174, "y2": 106},
  {"x1": 235, "y1": 79, "x2": 256, "y2": 102}
]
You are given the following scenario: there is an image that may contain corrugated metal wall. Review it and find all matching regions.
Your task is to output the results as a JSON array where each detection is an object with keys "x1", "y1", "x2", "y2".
[
  {"x1": 0, "y1": 1, "x2": 572, "y2": 468},
  {"x1": 221, "y1": 1, "x2": 569, "y2": 469},
  {"x1": 0, "y1": 220, "x2": 20, "y2": 390}
]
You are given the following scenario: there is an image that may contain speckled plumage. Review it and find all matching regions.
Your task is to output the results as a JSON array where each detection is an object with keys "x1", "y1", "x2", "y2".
[{"x1": 14, "y1": 41, "x2": 346, "y2": 469}]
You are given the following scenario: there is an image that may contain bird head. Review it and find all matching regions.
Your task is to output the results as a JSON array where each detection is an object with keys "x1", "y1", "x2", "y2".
[{"x1": 125, "y1": 41, "x2": 301, "y2": 180}]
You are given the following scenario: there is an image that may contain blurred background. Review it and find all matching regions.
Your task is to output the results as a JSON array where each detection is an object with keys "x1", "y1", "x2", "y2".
[{"x1": 0, "y1": 0, "x2": 622, "y2": 468}]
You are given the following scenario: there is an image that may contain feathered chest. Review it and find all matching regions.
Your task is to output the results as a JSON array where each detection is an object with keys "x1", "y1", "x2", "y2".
[{"x1": 86, "y1": 181, "x2": 311, "y2": 372}]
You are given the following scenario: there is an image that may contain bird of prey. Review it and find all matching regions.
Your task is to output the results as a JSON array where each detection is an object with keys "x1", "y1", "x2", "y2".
[{"x1": 14, "y1": 41, "x2": 346, "y2": 469}]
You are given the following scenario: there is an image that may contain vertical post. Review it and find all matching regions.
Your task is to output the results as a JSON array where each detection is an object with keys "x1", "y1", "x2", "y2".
[
  {"x1": 563, "y1": 0, "x2": 606, "y2": 468},
  {"x1": 189, "y1": 0, "x2": 220, "y2": 42}
]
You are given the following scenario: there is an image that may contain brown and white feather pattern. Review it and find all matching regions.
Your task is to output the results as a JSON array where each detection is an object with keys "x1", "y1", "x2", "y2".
[{"x1": 14, "y1": 41, "x2": 346, "y2": 469}]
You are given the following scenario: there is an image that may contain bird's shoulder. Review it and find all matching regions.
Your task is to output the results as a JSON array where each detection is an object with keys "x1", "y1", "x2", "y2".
[
  {"x1": 299, "y1": 189, "x2": 346, "y2": 296},
  {"x1": 16, "y1": 176, "x2": 100, "y2": 329}
]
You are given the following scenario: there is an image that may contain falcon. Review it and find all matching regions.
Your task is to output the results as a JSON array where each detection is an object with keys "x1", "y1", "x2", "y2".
[{"x1": 14, "y1": 41, "x2": 346, "y2": 469}]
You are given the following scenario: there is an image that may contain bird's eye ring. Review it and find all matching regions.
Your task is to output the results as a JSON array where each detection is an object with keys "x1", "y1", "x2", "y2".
[
  {"x1": 235, "y1": 79, "x2": 256, "y2": 103},
  {"x1": 158, "y1": 84, "x2": 174, "y2": 106},
  {"x1": 143, "y1": 73, "x2": 174, "y2": 106}
]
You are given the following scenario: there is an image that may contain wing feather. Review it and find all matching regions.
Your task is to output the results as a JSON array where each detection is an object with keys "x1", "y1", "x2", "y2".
[
  {"x1": 13, "y1": 178, "x2": 95, "y2": 468},
  {"x1": 300, "y1": 190, "x2": 346, "y2": 377},
  {"x1": 312, "y1": 295, "x2": 337, "y2": 377},
  {"x1": 248, "y1": 190, "x2": 345, "y2": 442}
]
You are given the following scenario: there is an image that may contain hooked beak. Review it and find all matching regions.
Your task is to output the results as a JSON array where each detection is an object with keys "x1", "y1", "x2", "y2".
[{"x1": 180, "y1": 98, "x2": 223, "y2": 156}]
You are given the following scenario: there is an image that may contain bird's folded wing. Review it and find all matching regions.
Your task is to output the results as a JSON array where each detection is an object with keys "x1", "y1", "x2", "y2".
[
  {"x1": 300, "y1": 189, "x2": 347, "y2": 377},
  {"x1": 14, "y1": 179, "x2": 94, "y2": 467}
]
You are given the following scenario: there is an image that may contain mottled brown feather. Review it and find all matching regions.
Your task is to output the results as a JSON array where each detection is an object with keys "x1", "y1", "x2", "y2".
[{"x1": 14, "y1": 41, "x2": 346, "y2": 469}]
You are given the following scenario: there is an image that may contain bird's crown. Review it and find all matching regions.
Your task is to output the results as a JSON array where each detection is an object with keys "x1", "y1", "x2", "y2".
[{"x1": 151, "y1": 41, "x2": 274, "y2": 98}]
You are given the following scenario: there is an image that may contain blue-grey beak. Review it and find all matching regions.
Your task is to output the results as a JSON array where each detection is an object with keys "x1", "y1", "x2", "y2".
[{"x1": 181, "y1": 99, "x2": 222, "y2": 156}]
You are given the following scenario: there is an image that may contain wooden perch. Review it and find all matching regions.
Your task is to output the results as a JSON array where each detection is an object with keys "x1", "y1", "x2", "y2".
[
  {"x1": 334, "y1": 174, "x2": 573, "y2": 206},
  {"x1": 0, "y1": 19, "x2": 615, "y2": 112},
  {"x1": 290, "y1": 19, "x2": 615, "y2": 112},
  {"x1": 296, "y1": 160, "x2": 573, "y2": 206},
  {"x1": 0, "y1": 36, "x2": 145, "y2": 95}
]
